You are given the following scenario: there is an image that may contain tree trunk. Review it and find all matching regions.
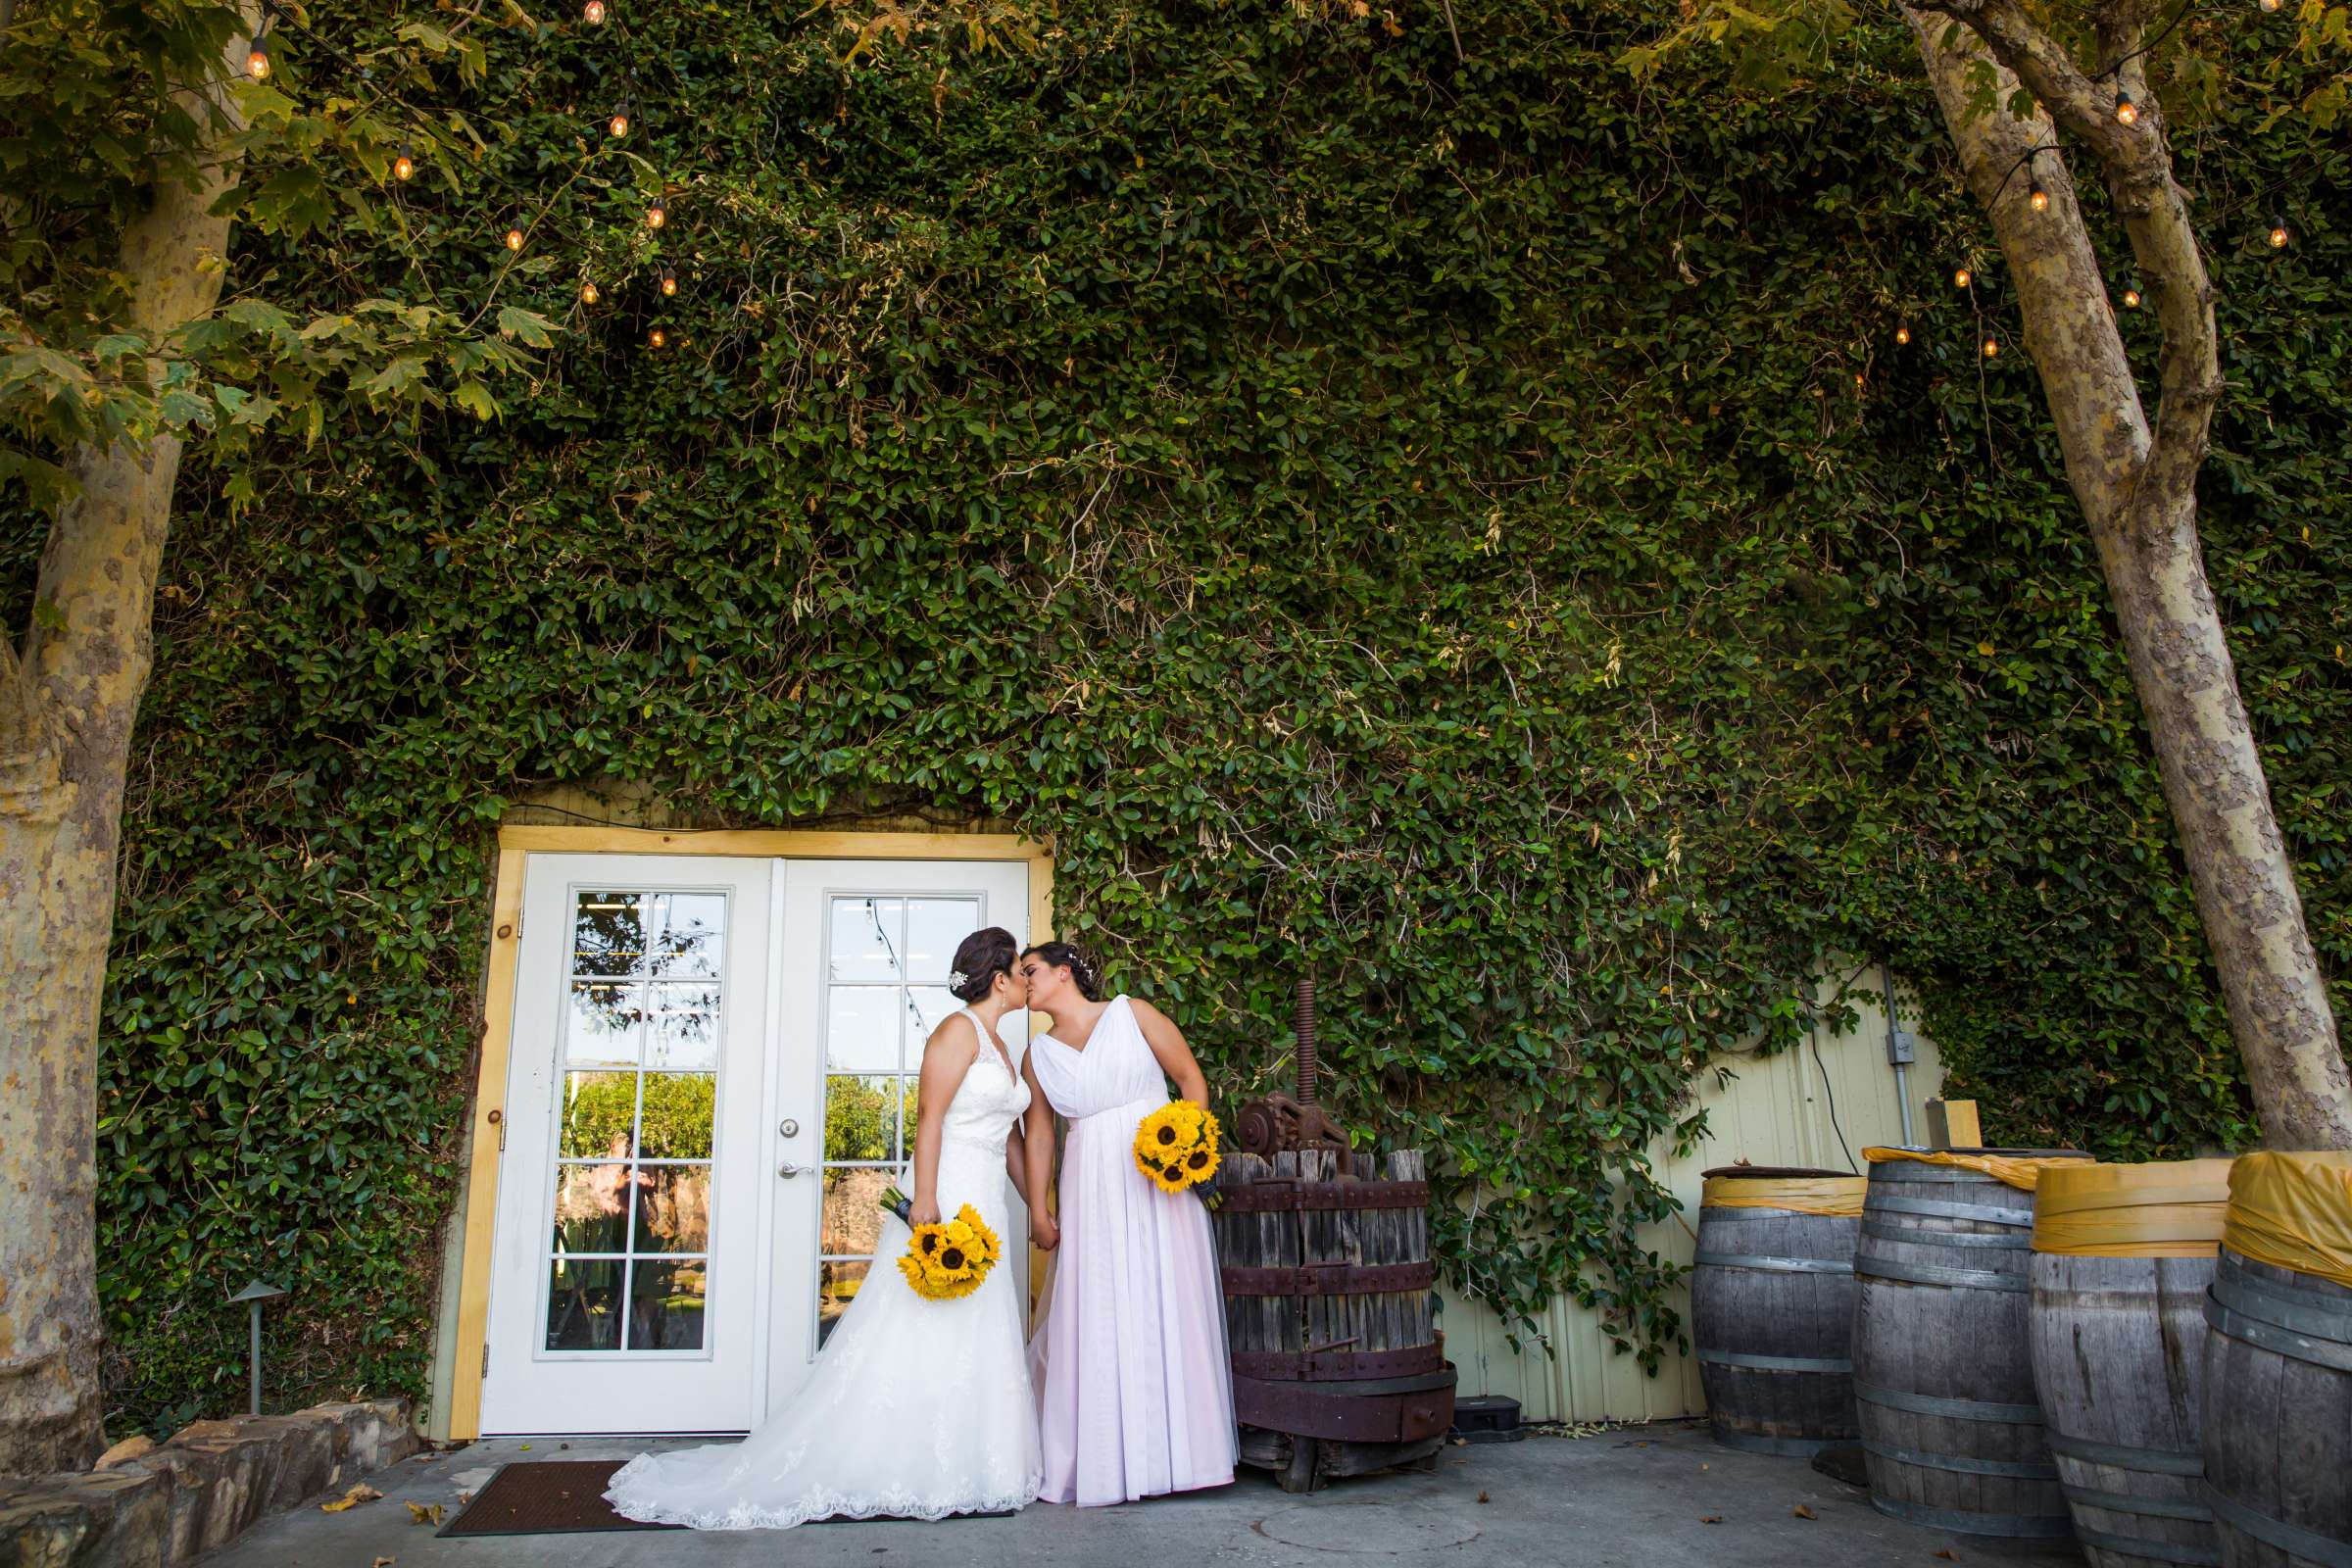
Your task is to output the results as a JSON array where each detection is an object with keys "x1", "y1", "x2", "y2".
[
  {"x1": 0, "y1": 17, "x2": 255, "y2": 1476},
  {"x1": 1903, "y1": 5, "x2": 2352, "y2": 1148}
]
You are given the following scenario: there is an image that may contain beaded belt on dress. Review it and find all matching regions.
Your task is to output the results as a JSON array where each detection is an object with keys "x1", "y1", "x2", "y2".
[{"x1": 1072, "y1": 1094, "x2": 1163, "y2": 1125}]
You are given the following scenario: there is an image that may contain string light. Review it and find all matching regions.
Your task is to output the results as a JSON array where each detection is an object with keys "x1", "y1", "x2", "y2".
[
  {"x1": 1983, "y1": 337, "x2": 2000, "y2": 359},
  {"x1": 2123, "y1": 287, "x2": 2141, "y2": 309},
  {"x1": 1895, "y1": 324, "x2": 1911, "y2": 346},
  {"x1": 646, "y1": 199, "x2": 667, "y2": 230},
  {"x1": 2115, "y1": 92, "x2": 2139, "y2": 125},
  {"x1": 661, "y1": 267, "x2": 678, "y2": 297},
  {"x1": 2269, "y1": 217, "x2": 2290, "y2": 248},
  {"x1": 1854, "y1": 371, "x2": 1866, "y2": 388},
  {"x1": 394, "y1": 140, "x2": 416, "y2": 182},
  {"x1": 648, "y1": 327, "x2": 667, "y2": 350},
  {"x1": 2029, "y1": 178, "x2": 2049, "y2": 213},
  {"x1": 504, "y1": 217, "x2": 525, "y2": 252},
  {"x1": 609, "y1": 101, "x2": 631, "y2": 139},
  {"x1": 580, "y1": 280, "x2": 600, "y2": 305},
  {"x1": 2259, "y1": 0, "x2": 2279, "y2": 11},
  {"x1": 584, "y1": 0, "x2": 609, "y2": 21},
  {"x1": 246, "y1": 21, "x2": 272, "y2": 80},
  {"x1": 1954, "y1": 267, "x2": 1973, "y2": 289}
]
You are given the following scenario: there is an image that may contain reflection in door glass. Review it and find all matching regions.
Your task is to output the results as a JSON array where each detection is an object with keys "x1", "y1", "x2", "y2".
[{"x1": 544, "y1": 886, "x2": 723, "y2": 1353}]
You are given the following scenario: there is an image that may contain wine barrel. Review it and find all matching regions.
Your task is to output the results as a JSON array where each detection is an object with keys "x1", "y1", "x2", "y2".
[
  {"x1": 2030, "y1": 1158, "x2": 2235, "y2": 1568},
  {"x1": 1853, "y1": 1147, "x2": 2091, "y2": 1542},
  {"x1": 2201, "y1": 1152, "x2": 2352, "y2": 1568},
  {"x1": 1214, "y1": 1148, "x2": 1455, "y2": 1494},
  {"x1": 1691, "y1": 1165, "x2": 1866, "y2": 1456}
]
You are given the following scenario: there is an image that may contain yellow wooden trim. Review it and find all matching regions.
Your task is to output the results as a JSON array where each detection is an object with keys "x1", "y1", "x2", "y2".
[
  {"x1": 495, "y1": 825, "x2": 1049, "y2": 862},
  {"x1": 445, "y1": 846, "x2": 529, "y2": 1441},
  {"x1": 448, "y1": 824, "x2": 1056, "y2": 1439}
]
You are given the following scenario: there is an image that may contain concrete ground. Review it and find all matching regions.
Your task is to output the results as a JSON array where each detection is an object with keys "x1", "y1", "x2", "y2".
[{"x1": 200, "y1": 1420, "x2": 2083, "y2": 1567}]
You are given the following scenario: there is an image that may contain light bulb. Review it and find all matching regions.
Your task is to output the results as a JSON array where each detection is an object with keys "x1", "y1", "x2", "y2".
[
  {"x1": 247, "y1": 33, "x2": 271, "y2": 80},
  {"x1": 1983, "y1": 337, "x2": 2000, "y2": 359},
  {"x1": 584, "y1": 0, "x2": 608, "y2": 21},
  {"x1": 581, "y1": 280, "x2": 600, "y2": 305},
  {"x1": 646, "y1": 200, "x2": 666, "y2": 230},
  {"x1": 2269, "y1": 218, "x2": 2289, "y2": 248},
  {"x1": 2030, "y1": 181, "x2": 2048, "y2": 213},
  {"x1": 1954, "y1": 267, "x2": 1972, "y2": 289},
  {"x1": 394, "y1": 142, "x2": 416, "y2": 182},
  {"x1": 504, "y1": 221, "x2": 525, "y2": 252},
  {"x1": 1895, "y1": 325, "x2": 1911, "y2": 346},
  {"x1": 610, "y1": 109, "x2": 630, "y2": 138},
  {"x1": 661, "y1": 268, "x2": 677, "y2": 297},
  {"x1": 2115, "y1": 93, "x2": 2138, "y2": 125},
  {"x1": 2259, "y1": 0, "x2": 2279, "y2": 12},
  {"x1": 1854, "y1": 372, "x2": 1866, "y2": 388},
  {"x1": 649, "y1": 328, "x2": 667, "y2": 350},
  {"x1": 2123, "y1": 288, "x2": 2141, "y2": 309}
]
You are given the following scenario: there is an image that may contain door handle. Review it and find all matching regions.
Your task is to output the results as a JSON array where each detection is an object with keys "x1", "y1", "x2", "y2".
[{"x1": 777, "y1": 1161, "x2": 808, "y2": 1179}]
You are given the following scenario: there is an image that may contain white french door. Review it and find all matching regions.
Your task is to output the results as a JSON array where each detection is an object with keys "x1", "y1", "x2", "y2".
[
  {"x1": 478, "y1": 855, "x2": 774, "y2": 1434},
  {"x1": 765, "y1": 859, "x2": 1031, "y2": 1414},
  {"x1": 476, "y1": 849, "x2": 1035, "y2": 1435}
]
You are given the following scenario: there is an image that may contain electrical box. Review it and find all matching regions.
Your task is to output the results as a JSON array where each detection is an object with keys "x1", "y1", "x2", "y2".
[{"x1": 1886, "y1": 1026, "x2": 1917, "y2": 1066}]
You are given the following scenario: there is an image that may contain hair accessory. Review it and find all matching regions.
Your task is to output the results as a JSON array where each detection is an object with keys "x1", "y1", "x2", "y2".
[{"x1": 948, "y1": 968, "x2": 969, "y2": 987}]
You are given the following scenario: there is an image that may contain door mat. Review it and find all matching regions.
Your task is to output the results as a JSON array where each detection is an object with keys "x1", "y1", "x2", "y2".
[{"x1": 439, "y1": 1459, "x2": 681, "y2": 1536}]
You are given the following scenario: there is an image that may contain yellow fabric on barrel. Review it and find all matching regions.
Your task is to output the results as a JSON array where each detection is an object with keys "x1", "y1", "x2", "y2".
[
  {"x1": 1862, "y1": 1146, "x2": 2088, "y2": 1192},
  {"x1": 2221, "y1": 1150, "x2": 2352, "y2": 1291},
  {"x1": 1700, "y1": 1175, "x2": 1867, "y2": 1216},
  {"x1": 2031, "y1": 1158, "x2": 2235, "y2": 1257}
]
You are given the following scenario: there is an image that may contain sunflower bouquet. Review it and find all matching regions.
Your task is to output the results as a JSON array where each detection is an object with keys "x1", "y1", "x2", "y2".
[
  {"x1": 1133, "y1": 1101, "x2": 1223, "y2": 1204},
  {"x1": 883, "y1": 1192, "x2": 1003, "y2": 1301}
]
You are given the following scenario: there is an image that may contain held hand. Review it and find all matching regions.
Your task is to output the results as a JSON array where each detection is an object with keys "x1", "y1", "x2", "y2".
[
  {"x1": 1031, "y1": 1213, "x2": 1060, "y2": 1251},
  {"x1": 909, "y1": 1197, "x2": 942, "y2": 1228}
]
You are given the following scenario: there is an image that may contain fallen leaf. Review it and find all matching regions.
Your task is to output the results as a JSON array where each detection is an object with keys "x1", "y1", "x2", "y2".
[
  {"x1": 457, "y1": 1492, "x2": 473, "y2": 1504},
  {"x1": 320, "y1": 1484, "x2": 383, "y2": 1513},
  {"x1": 1934, "y1": 1552, "x2": 1959, "y2": 1562},
  {"x1": 1477, "y1": 1491, "x2": 1491, "y2": 1504},
  {"x1": 1700, "y1": 1514, "x2": 1722, "y2": 1524},
  {"x1": 404, "y1": 1502, "x2": 445, "y2": 1526},
  {"x1": 1794, "y1": 1503, "x2": 1817, "y2": 1520},
  {"x1": 373, "y1": 1557, "x2": 395, "y2": 1567}
]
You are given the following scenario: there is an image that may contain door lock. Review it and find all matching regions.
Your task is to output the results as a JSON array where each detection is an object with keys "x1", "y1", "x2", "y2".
[
  {"x1": 777, "y1": 1161, "x2": 808, "y2": 1179},
  {"x1": 778, "y1": 1118, "x2": 800, "y2": 1138}
]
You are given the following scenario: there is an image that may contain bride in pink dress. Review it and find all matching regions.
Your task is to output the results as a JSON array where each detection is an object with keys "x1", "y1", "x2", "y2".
[{"x1": 1016, "y1": 942, "x2": 1237, "y2": 1506}]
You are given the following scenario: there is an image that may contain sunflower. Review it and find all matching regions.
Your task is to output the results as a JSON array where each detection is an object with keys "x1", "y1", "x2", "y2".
[{"x1": 1134, "y1": 1101, "x2": 1222, "y2": 1193}]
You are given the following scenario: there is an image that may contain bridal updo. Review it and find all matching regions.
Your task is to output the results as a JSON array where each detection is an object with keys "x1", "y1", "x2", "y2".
[
  {"x1": 948, "y1": 927, "x2": 1019, "y2": 1003},
  {"x1": 1019, "y1": 941, "x2": 1101, "y2": 1002}
]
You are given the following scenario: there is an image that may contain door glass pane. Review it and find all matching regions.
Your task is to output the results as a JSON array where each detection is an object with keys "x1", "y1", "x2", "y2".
[
  {"x1": 552, "y1": 1164, "x2": 632, "y2": 1253},
  {"x1": 906, "y1": 984, "x2": 961, "y2": 1044},
  {"x1": 817, "y1": 1259, "x2": 870, "y2": 1348},
  {"x1": 823, "y1": 1075, "x2": 901, "y2": 1164},
  {"x1": 650, "y1": 893, "x2": 726, "y2": 978},
  {"x1": 636, "y1": 1166, "x2": 710, "y2": 1252},
  {"x1": 558, "y1": 1071, "x2": 637, "y2": 1159},
  {"x1": 638, "y1": 1072, "x2": 715, "y2": 1158},
  {"x1": 646, "y1": 982, "x2": 722, "y2": 1070},
  {"x1": 571, "y1": 893, "x2": 645, "y2": 977},
  {"x1": 565, "y1": 981, "x2": 643, "y2": 1066},
  {"x1": 824, "y1": 986, "x2": 902, "y2": 1073},
  {"x1": 545, "y1": 1258, "x2": 623, "y2": 1349},
  {"x1": 627, "y1": 1259, "x2": 708, "y2": 1349},
  {"x1": 905, "y1": 897, "x2": 982, "y2": 983},
  {"x1": 820, "y1": 1166, "x2": 892, "y2": 1257},
  {"x1": 829, "y1": 896, "x2": 906, "y2": 983},
  {"x1": 542, "y1": 885, "x2": 727, "y2": 1355}
]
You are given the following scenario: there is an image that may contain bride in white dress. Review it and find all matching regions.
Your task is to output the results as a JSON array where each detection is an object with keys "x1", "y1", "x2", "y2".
[{"x1": 605, "y1": 927, "x2": 1050, "y2": 1528}]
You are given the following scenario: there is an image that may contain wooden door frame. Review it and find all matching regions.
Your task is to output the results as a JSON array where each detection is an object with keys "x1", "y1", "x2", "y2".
[{"x1": 441, "y1": 825, "x2": 1055, "y2": 1441}]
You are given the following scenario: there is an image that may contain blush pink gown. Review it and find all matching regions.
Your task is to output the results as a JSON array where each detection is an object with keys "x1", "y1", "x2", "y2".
[{"x1": 1026, "y1": 995, "x2": 1237, "y2": 1505}]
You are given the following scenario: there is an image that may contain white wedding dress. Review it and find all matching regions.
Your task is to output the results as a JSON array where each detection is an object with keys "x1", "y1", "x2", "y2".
[{"x1": 605, "y1": 1011, "x2": 1043, "y2": 1528}]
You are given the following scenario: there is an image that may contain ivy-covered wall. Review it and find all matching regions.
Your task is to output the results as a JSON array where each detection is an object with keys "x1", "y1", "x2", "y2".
[{"x1": 8, "y1": 0, "x2": 2344, "y2": 1437}]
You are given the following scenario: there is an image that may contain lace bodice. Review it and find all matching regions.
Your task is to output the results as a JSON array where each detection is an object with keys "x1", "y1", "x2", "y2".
[{"x1": 936, "y1": 1010, "x2": 1031, "y2": 1156}]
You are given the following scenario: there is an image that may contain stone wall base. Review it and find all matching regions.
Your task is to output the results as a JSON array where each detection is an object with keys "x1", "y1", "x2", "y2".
[{"x1": 0, "y1": 1399, "x2": 417, "y2": 1568}]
